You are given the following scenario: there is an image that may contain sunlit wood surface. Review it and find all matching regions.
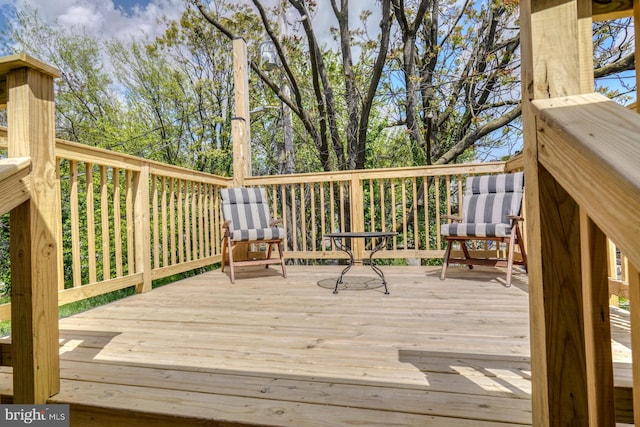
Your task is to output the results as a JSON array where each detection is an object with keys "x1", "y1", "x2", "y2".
[{"x1": 2, "y1": 265, "x2": 632, "y2": 426}]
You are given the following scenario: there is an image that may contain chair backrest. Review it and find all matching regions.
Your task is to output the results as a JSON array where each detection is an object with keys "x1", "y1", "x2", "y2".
[
  {"x1": 462, "y1": 172, "x2": 524, "y2": 224},
  {"x1": 220, "y1": 187, "x2": 271, "y2": 232}
]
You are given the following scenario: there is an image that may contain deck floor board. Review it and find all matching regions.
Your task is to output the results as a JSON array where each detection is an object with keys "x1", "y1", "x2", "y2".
[{"x1": 5, "y1": 265, "x2": 630, "y2": 426}]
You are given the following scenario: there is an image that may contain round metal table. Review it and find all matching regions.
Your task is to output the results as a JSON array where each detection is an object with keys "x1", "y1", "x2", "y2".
[{"x1": 324, "y1": 231, "x2": 398, "y2": 294}]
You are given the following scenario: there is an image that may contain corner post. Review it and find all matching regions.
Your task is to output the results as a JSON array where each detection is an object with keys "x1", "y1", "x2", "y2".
[
  {"x1": 520, "y1": 0, "x2": 597, "y2": 424},
  {"x1": 6, "y1": 55, "x2": 61, "y2": 403},
  {"x1": 350, "y1": 175, "x2": 365, "y2": 259},
  {"x1": 232, "y1": 37, "x2": 251, "y2": 187},
  {"x1": 134, "y1": 165, "x2": 152, "y2": 293}
]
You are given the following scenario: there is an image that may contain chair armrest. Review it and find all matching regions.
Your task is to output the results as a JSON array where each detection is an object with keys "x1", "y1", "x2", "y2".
[
  {"x1": 223, "y1": 219, "x2": 232, "y2": 229},
  {"x1": 442, "y1": 215, "x2": 463, "y2": 222},
  {"x1": 507, "y1": 215, "x2": 524, "y2": 222},
  {"x1": 270, "y1": 218, "x2": 283, "y2": 227}
]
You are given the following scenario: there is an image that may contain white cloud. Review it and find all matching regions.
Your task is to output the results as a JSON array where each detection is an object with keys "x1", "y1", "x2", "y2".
[{"x1": 10, "y1": 0, "x2": 185, "y2": 41}]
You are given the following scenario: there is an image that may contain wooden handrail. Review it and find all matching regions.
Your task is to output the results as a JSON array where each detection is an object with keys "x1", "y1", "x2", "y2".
[
  {"x1": 0, "y1": 156, "x2": 30, "y2": 216},
  {"x1": 531, "y1": 93, "x2": 640, "y2": 270}
]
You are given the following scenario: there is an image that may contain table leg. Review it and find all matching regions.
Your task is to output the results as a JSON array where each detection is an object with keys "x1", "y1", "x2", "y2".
[
  {"x1": 331, "y1": 237, "x2": 354, "y2": 294},
  {"x1": 368, "y1": 237, "x2": 390, "y2": 294}
]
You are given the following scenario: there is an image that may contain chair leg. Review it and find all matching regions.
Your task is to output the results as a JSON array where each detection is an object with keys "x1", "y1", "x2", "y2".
[
  {"x1": 227, "y1": 238, "x2": 236, "y2": 284},
  {"x1": 221, "y1": 236, "x2": 227, "y2": 273},
  {"x1": 505, "y1": 229, "x2": 518, "y2": 288},
  {"x1": 266, "y1": 242, "x2": 273, "y2": 269},
  {"x1": 461, "y1": 241, "x2": 473, "y2": 270},
  {"x1": 516, "y1": 225, "x2": 528, "y2": 273},
  {"x1": 277, "y1": 241, "x2": 287, "y2": 278},
  {"x1": 441, "y1": 240, "x2": 453, "y2": 280}
]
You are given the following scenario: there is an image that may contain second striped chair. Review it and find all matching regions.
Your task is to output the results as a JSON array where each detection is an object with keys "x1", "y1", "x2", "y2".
[
  {"x1": 440, "y1": 172, "x2": 527, "y2": 287},
  {"x1": 220, "y1": 187, "x2": 287, "y2": 283}
]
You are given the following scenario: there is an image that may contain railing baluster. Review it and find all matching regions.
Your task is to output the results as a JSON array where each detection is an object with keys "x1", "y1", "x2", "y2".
[
  {"x1": 412, "y1": 177, "x2": 418, "y2": 251},
  {"x1": 401, "y1": 178, "x2": 407, "y2": 250},
  {"x1": 185, "y1": 181, "x2": 191, "y2": 262},
  {"x1": 177, "y1": 179, "x2": 184, "y2": 264},
  {"x1": 113, "y1": 168, "x2": 123, "y2": 278},
  {"x1": 435, "y1": 175, "x2": 441, "y2": 250},
  {"x1": 423, "y1": 176, "x2": 429, "y2": 251},
  {"x1": 310, "y1": 183, "x2": 317, "y2": 251},
  {"x1": 162, "y1": 176, "x2": 168, "y2": 267},
  {"x1": 203, "y1": 183, "x2": 210, "y2": 259},
  {"x1": 101, "y1": 165, "x2": 111, "y2": 280},
  {"x1": 280, "y1": 184, "x2": 287, "y2": 250},
  {"x1": 301, "y1": 183, "x2": 307, "y2": 252},
  {"x1": 70, "y1": 161, "x2": 82, "y2": 287},
  {"x1": 191, "y1": 181, "x2": 198, "y2": 260},
  {"x1": 291, "y1": 184, "x2": 297, "y2": 252},
  {"x1": 391, "y1": 178, "x2": 397, "y2": 249},
  {"x1": 369, "y1": 179, "x2": 375, "y2": 233},
  {"x1": 86, "y1": 163, "x2": 97, "y2": 284},
  {"x1": 339, "y1": 181, "x2": 345, "y2": 232},
  {"x1": 320, "y1": 183, "x2": 327, "y2": 251},
  {"x1": 126, "y1": 170, "x2": 134, "y2": 275},
  {"x1": 152, "y1": 174, "x2": 159, "y2": 270},
  {"x1": 380, "y1": 179, "x2": 386, "y2": 234},
  {"x1": 170, "y1": 178, "x2": 176, "y2": 265}
]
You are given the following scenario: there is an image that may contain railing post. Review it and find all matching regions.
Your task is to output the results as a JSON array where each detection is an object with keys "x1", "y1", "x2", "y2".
[
  {"x1": 232, "y1": 37, "x2": 251, "y2": 187},
  {"x1": 4, "y1": 54, "x2": 61, "y2": 403},
  {"x1": 580, "y1": 211, "x2": 615, "y2": 426},
  {"x1": 520, "y1": 0, "x2": 601, "y2": 425},
  {"x1": 350, "y1": 175, "x2": 365, "y2": 259},
  {"x1": 629, "y1": 264, "x2": 640, "y2": 426},
  {"x1": 134, "y1": 165, "x2": 152, "y2": 293}
]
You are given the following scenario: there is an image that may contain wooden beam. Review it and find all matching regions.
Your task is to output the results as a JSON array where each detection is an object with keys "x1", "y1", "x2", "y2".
[
  {"x1": 133, "y1": 166, "x2": 152, "y2": 293},
  {"x1": 0, "y1": 53, "x2": 60, "y2": 78},
  {"x1": 0, "y1": 76, "x2": 6, "y2": 108},
  {"x1": 629, "y1": 263, "x2": 640, "y2": 426},
  {"x1": 0, "y1": 340, "x2": 10, "y2": 367},
  {"x1": 592, "y1": 0, "x2": 633, "y2": 20},
  {"x1": 520, "y1": 0, "x2": 594, "y2": 425},
  {"x1": 7, "y1": 63, "x2": 61, "y2": 403},
  {"x1": 58, "y1": 274, "x2": 143, "y2": 306},
  {"x1": 232, "y1": 37, "x2": 251, "y2": 187},
  {"x1": 580, "y1": 211, "x2": 615, "y2": 426},
  {"x1": 614, "y1": 385, "x2": 634, "y2": 424},
  {"x1": 531, "y1": 94, "x2": 640, "y2": 270},
  {"x1": 635, "y1": 0, "x2": 640, "y2": 112},
  {"x1": 0, "y1": 157, "x2": 30, "y2": 216},
  {"x1": 608, "y1": 278, "x2": 629, "y2": 300},
  {"x1": 350, "y1": 176, "x2": 365, "y2": 258}
]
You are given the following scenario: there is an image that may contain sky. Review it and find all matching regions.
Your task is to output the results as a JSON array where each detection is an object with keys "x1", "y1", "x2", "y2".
[
  {"x1": 0, "y1": 0, "x2": 187, "y2": 43},
  {"x1": 0, "y1": 0, "x2": 376, "y2": 51}
]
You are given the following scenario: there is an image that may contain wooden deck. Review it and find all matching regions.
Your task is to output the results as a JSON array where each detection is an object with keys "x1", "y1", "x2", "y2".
[{"x1": 1, "y1": 265, "x2": 632, "y2": 426}]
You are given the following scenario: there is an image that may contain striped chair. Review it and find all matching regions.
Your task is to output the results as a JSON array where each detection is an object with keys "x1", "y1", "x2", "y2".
[
  {"x1": 220, "y1": 187, "x2": 287, "y2": 283},
  {"x1": 440, "y1": 172, "x2": 527, "y2": 287}
]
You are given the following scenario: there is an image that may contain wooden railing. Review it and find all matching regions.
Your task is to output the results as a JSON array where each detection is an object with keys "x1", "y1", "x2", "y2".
[
  {"x1": 245, "y1": 162, "x2": 507, "y2": 261},
  {"x1": 0, "y1": 129, "x2": 629, "y2": 312},
  {"x1": 526, "y1": 93, "x2": 639, "y2": 424},
  {"x1": 0, "y1": 136, "x2": 231, "y2": 318},
  {"x1": 0, "y1": 54, "x2": 61, "y2": 404}
]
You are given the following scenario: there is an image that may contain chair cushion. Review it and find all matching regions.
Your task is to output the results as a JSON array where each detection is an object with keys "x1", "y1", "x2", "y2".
[
  {"x1": 220, "y1": 187, "x2": 272, "y2": 232},
  {"x1": 230, "y1": 227, "x2": 286, "y2": 242},
  {"x1": 441, "y1": 222, "x2": 511, "y2": 238},
  {"x1": 462, "y1": 172, "x2": 524, "y2": 225}
]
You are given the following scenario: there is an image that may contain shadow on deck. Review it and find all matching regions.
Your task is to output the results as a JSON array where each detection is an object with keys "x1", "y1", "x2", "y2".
[{"x1": 1, "y1": 265, "x2": 632, "y2": 426}]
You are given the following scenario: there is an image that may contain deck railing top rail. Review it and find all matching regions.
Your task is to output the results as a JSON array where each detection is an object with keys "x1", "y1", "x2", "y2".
[{"x1": 531, "y1": 93, "x2": 640, "y2": 269}]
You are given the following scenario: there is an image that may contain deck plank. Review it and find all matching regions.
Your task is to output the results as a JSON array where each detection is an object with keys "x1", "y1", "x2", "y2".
[{"x1": 4, "y1": 265, "x2": 627, "y2": 426}]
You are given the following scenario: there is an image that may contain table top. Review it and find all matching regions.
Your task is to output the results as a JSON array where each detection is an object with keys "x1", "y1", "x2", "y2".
[{"x1": 324, "y1": 231, "x2": 398, "y2": 238}]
